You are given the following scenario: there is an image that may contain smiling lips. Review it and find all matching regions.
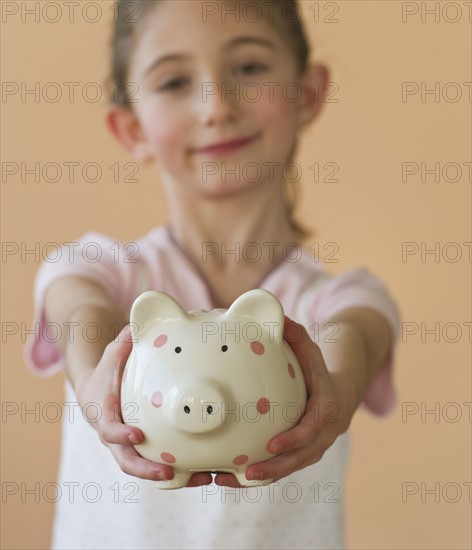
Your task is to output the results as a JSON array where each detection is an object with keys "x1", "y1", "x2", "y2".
[{"x1": 194, "y1": 133, "x2": 259, "y2": 156}]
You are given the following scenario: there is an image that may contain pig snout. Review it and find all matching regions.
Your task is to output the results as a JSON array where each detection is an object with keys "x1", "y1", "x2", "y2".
[{"x1": 165, "y1": 381, "x2": 228, "y2": 434}]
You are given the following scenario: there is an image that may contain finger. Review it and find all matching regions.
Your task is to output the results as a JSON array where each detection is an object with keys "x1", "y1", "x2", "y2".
[
  {"x1": 96, "y1": 393, "x2": 144, "y2": 445},
  {"x1": 266, "y1": 397, "x2": 327, "y2": 454},
  {"x1": 244, "y1": 446, "x2": 322, "y2": 483},
  {"x1": 283, "y1": 316, "x2": 316, "y2": 362},
  {"x1": 283, "y1": 317, "x2": 322, "y2": 395},
  {"x1": 186, "y1": 472, "x2": 214, "y2": 487},
  {"x1": 96, "y1": 326, "x2": 141, "y2": 445},
  {"x1": 111, "y1": 324, "x2": 134, "y2": 390},
  {"x1": 108, "y1": 443, "x2": 174, "y2": 482},
  {"x1": 265, "y1": 428, "x2": 338, "y2": 477},
  {"x1": 97, "y1": 325, "x2": 132, "y2": 391},
  {"x1": 271, "y1": 425, "x2": 338, "y2": 459},
  {"x1": 102, "y1": 323, "x2": 133, "y2": 360},
  {"x1": 101, "y1": 325, "x2": 133, "y2": 382},
  {"x1": 99, "y1": 416, "x2": 144, "y2": 446},
  {"x1": 214, "y1": 473, "x2": 245, "y2": 488}
]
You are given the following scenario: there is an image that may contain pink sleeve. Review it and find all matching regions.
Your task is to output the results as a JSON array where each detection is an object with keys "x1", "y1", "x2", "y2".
[
  {"x1": 312, "y1": 268, "x2": 401, "y2": 416},
  {"x1": 23, "y1": 231, "x2": 141, "y2": 377}
]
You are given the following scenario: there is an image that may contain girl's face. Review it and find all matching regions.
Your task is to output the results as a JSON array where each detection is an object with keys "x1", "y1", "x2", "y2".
[{"x1": 125, "y1": 0, "x2": 315, "y2": 197}]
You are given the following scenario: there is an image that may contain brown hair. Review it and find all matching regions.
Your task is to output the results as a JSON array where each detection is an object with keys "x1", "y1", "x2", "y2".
[{"x1": 105, "y1": 0, "x2": 314, "y2": 242}]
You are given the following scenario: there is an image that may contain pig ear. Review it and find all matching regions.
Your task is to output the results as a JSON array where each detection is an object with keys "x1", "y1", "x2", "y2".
[
  {"x1": 130, "y1": 291, "x2": 188, "y2": 337},
  {"x1": 226, "y1": 289, "x2": 285, "y2": 341}
]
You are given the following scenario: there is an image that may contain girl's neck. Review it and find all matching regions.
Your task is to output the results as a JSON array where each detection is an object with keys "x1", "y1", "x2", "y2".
[
  {"x1": 161, "y1": 178, "x2": 302, "y2": 307},
  {"x1": 164, "y1": 180, "x2": 299, "y2": 276}
]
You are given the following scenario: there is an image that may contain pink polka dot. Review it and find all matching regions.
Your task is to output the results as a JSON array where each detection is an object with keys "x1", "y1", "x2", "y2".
[
  {"x1": 151, "y1": 391, "x2": 163, "y2": 407},
  {"x1": 161, "y1": 452, "x2": 176, "y2": 463},
  {"x1": 250, "y1": 341, "x2": 265, "y2": 355},
  {"x1": 233, "y1": 454, "x2": 249, "y2": 465},
  {"x1": 257, "y1": 397, "x2": 270, "y2": 414},
  {"x1": 154, "y1": 334, "x2": 168, "y2": 347},
  {"x1": 288, "y1": 362, "x2": 296, "y2": 379}
]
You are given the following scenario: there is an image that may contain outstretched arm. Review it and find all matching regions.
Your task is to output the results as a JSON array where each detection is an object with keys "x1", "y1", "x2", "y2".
[{"x1": 316, "y1": 306, "x2": 393, "y2": 414}]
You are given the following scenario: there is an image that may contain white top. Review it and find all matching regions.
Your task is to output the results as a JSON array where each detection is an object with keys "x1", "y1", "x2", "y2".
[{"x1": 24, "y1": 224, "x2": 401, "y2": 549}]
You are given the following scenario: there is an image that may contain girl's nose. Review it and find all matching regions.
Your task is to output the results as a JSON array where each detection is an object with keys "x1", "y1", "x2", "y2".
[{"x1": 198, "y1": 79, "x2": 240, "y2": 126}]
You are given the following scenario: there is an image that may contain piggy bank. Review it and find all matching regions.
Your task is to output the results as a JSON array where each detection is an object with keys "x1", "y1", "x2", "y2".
[{"x1": 121, "y1": 289, "x2": 307, "y2": 489}]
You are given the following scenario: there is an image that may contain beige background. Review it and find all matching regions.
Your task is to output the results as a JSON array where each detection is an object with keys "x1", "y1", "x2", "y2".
[{"x1": 2, "y1": 1, "x2": 470, "y2": 548}]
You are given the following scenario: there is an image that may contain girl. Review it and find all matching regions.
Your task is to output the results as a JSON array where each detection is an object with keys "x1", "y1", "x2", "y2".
[{"x1": 25, "y1": 1, "x2": 401, "y2": 548}]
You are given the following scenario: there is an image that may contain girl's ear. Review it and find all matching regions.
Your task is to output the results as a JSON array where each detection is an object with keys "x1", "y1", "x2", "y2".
[
  {"x1": 103, "y1": 105, "x2": 154, "y2": 163},
  {"x1": 296, "y1": 63, "x2": 331, "y2": 132}
]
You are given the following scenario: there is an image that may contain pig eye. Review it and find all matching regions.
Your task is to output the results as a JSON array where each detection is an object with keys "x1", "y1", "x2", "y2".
[
  {"x1": 175, "y1": 346, "x2": 182, "y2": 353},
  {"x1": 221, "y1": 345, "x2": 228, "y2": 352}
]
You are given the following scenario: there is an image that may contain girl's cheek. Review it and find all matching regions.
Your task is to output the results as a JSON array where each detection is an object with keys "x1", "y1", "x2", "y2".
[
  {"x1": 142, "y1": 109, "x2": 184, "y2": 160},
  {"x1": 258, "y1": 84, "x2": 296, "y2": 121},
  {"x1": 256, "y1": 92, "x2": 297, "y2": 142}
]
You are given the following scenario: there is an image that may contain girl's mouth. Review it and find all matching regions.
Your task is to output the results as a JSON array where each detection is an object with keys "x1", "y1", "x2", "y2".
[{"x1": 194, "y1": 133, "x2": 260, "y2": 156}]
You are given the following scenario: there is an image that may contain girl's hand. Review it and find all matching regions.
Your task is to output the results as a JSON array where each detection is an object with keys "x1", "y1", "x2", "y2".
[
  {"x1": 74, "y1": 324, "x2": 212, "y2": 488},
  {"x1": 214, "y1": 315, "x2": 359, "y2": 488}
]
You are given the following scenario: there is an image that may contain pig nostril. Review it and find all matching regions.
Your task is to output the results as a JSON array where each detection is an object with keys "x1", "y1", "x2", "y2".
[
  {"x1": 184, "y1": 406, "x2": 190, "y2": 414},
  {"x1": 207, "y1": 405, "x2": 213, "y2": 414}
]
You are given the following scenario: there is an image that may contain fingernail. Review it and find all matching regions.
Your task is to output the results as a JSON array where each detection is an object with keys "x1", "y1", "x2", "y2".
[
  {"x1": 248, "y1": 471, "x2": 264, "y2": 480},
  {"x1": 271, "y1": 444, "x2": 282, "y2": 454},
  {"x1": 158, "y1": 471, "x2": 172, "y2": 481}
]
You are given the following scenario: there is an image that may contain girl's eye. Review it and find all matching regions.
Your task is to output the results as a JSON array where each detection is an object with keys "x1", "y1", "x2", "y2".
[
  {"x1": 237, "y1": 62, "x2": 267, "y2": 76},
  {"x1": 159, "y1": 78, "x2": 188, "y2": 92}
]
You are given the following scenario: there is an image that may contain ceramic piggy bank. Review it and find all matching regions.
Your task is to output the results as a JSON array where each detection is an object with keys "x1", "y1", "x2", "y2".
[{"x1": 121, "y1": 289, "x2": 307, "y2": 489}]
